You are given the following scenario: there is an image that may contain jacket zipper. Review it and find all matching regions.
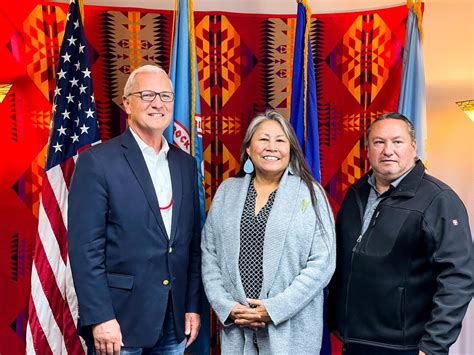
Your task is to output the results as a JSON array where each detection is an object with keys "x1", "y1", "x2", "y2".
[
  {"x1": 343, "y1": 188, "x2": 365, "y2": 340},
  {"x1": 343, "y1": 200, "x2": 382, "y2": 340},
  {"x1": 372, "y1": 210, "x2": 380, "y2": 226},
  {"x1": 343, "y1": 235, "x2": 361, "y2": 340}
]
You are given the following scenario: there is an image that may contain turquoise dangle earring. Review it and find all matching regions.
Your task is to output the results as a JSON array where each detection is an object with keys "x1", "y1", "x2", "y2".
[{"x1": 243, "y1": 158, "x2": 254, "y2": 174}]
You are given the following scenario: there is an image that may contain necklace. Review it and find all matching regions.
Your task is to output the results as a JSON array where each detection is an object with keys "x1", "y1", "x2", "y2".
[{"x1": 159, "y1": 197, "x2": 173, "y2": 210}]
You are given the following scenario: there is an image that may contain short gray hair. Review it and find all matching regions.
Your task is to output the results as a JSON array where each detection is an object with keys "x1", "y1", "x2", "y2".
[{"x1": 123, "y1": 65, "x2": 171, "y2": 97}]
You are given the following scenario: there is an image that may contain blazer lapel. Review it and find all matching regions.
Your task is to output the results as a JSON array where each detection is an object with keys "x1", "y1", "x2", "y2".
[
  {"x1": 261, "y1": 172, "x2": 301, "y2": 296},
  {"x1": 121, "y1": 129, "x2": 168, "y2": 241},
  {"x1": 168, "y1": 148, "x2": 182, "y2": 244}
]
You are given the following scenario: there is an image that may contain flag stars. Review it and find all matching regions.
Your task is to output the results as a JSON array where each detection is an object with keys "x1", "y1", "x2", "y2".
[
  {"x1": 70, "y1": 133, "x2": 80, "y2": 142},
  {"x1": 53, "y1": 142, "x2": 63, "y2": 152},
  {"x1": 62, "y1": 52, "x2": 71, "y2": 63},
  {"x1": 85, "y1": 108, "x2": 95, "y2": 118},
  {"x1": 66, "y1": 93, "x2": 75, "y2": 103},
  {"x1": 82, "y1": 68, "x2": 91, "y2": 78},
  {"x1": 57, "y1": 126, "x2": 67, "y2": 136},
  {"x1": 79, "y1": 124, "x2": 90, "y2": 134},
  {"x1": 67, "y1": 35, "x2": 77, "y2": 46},
  {"x1": 62, "y1": 109, "x2": 71, "y2": 119},
  {"x1": 46, "y1": 0, "x2": 99, "y2": 161},
  {"x1": 69, "y1": 77, "x2": 79, "y2": 87},
  {"x1": 79, "y1": 84, "x2": 87, "y2": 94},
  {"x1": 57, "y1": 69, "x2": 67, "y2": 80}
]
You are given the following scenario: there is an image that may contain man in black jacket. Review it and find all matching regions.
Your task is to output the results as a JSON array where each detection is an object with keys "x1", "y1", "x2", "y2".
[{"x1": 329, "y1": 112, "x2": 473, "y2": 355}]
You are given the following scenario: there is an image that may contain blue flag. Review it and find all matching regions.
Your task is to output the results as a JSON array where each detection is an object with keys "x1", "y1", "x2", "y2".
[
  {"x1": 168, "y1": 0, "x2": 209, "y2": 353},
  {"x1": 399, "y1": 0, "x2": 426, "y2": 161},
  {"x1": 290, "y1": 3, "x2": 330, "y2": 355},
  {"x1": 290, "y1": 1, "x2": 321, "y2": 182}
]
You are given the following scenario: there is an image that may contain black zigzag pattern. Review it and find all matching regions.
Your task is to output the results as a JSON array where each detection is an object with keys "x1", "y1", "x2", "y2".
[
  {"x1": 98, "y1": 11, "x2": 116, "y2": 140},
  {"x1": 153, "y1": 14, "x2": 172, "y2": 72},
  {"x1": 259, "y1": 18, "x2": 276, "y2": 113}
]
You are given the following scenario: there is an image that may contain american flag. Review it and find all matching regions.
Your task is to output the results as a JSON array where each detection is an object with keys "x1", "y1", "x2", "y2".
[{"x1": 26, "y1": 0, "x2": 100, "y2": 353}]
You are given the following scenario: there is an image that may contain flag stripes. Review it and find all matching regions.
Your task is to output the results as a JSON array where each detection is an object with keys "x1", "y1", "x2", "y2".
[{"x1": 26, "y1": 0, "x2": 100, "y2": 352}]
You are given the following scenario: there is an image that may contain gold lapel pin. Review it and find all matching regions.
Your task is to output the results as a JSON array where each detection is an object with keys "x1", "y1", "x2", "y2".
[{"x1": 302, "y1": 199, "x2": 309, "y2": 212}]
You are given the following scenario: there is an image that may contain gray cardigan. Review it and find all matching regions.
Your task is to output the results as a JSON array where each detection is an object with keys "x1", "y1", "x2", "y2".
[{"x1": 201, "y1": 171, "x2": 336, "y2": 354}]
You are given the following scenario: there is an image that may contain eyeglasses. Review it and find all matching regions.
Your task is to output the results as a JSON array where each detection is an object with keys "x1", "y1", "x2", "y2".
[{"x1": 127, "y1": 90, "x2": 175, "y2": 102}]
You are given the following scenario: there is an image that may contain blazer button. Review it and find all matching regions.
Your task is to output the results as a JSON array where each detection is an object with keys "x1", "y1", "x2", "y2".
[
  {"x1": 162, "y1": 279, "x2": 169, "y2": 286},
  {"x1": 168, "y1": 247, "x2": 173, "y2": 254}
]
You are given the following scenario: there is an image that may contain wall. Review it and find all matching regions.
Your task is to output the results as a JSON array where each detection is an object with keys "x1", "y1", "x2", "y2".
[
  {"x1": 24, "y1": 0, "x2": 474, "y2": 353},
  {"x1": 424, "y1": 1, "x2": 474, "y2": 353}
]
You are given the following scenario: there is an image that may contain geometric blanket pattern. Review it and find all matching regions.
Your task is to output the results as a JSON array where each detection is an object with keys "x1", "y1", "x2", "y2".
[{"x1": 0, "y1": 3, "x2": 407, "y2": 354}]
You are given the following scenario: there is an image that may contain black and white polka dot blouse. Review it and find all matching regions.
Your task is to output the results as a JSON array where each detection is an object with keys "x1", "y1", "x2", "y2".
[{"x1": 238, "y1": 179, "x2": 277, "y2": 299}]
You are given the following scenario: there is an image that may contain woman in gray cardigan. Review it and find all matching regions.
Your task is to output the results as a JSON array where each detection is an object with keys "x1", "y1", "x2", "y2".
[{"x1": 201, "y1": 110, "x2": 336, "y2": 354}]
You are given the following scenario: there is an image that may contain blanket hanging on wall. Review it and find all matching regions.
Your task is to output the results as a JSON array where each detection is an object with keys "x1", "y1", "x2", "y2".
[{"x1": 0, "y1": 3, "x2": 407, "y2": 353}]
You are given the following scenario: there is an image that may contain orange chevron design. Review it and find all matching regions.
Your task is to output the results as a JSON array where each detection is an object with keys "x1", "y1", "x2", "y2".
[
  {"x1": 221, "y1": 16, "x2": 241, "y2": 106},
  {"x1": 22, "y1": 5, "x2": 67, "y2": 102},
  {"x1": 203, "y1": 142, "x2": 240, "y2": 207},
  {"x1": 333, "y1": 14, "x2": 396, "y2": 106},
  {"x1": 195, "y1": 16, "x2": 211, "y2": 107},
  {"x1": 127, "y1": 12, "x2": 144, "y2": 68},
  {"x1": 108, "y1": 11, "x2": 164, "y2": 108},
  {"x1": 202, "y1": 115, "x2": 241, "y2": 135},
  {"x1": 370, "y1": 15, "x2": 392, "y2": 100},
  {"x1": 29, "y1": 144, "x2": 48, "y2": 218},
  {"x1": 196, "y1": 15, "x2": 244, "y2": 108},
  {"x1": 340, "y1": 140, "x2": 363, "y2": 191}
]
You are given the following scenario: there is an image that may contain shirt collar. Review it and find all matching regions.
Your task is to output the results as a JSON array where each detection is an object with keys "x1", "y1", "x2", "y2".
[
  {"x1": 129, "y1": 127, "x2": 169, "y2": 157},
  {"x1": 368, "y1": 166, "x2": 414, "y2": 193}
]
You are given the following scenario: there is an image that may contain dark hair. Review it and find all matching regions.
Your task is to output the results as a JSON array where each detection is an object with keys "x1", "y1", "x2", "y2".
[
  {"x1": 236, "y1": 109, "x2": 318, "y2": 207},
  {"x1": 367, "y1": 112, "x2": 416, "y2": 141}
]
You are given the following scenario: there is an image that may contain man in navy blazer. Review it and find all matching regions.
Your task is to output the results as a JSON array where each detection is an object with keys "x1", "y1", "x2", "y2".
[{"x1": 68, "y1": 65, "x2": 202, "y2": 354}]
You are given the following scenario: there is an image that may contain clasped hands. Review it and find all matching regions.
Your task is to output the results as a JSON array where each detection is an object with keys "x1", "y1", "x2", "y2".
[{"x1": 230, "y1": 298, "x2": 271, "y2": 329}]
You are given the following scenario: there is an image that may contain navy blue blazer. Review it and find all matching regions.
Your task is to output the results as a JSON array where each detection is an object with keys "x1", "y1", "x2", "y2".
[{"x1": 68, "y1": 128, "x2": 202, "y2": 347}]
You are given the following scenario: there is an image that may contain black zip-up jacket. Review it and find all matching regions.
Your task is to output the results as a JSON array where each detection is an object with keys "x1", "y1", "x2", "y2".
[{"x1": 328, "y1": 160, "x2": 473, "y2": 355}]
